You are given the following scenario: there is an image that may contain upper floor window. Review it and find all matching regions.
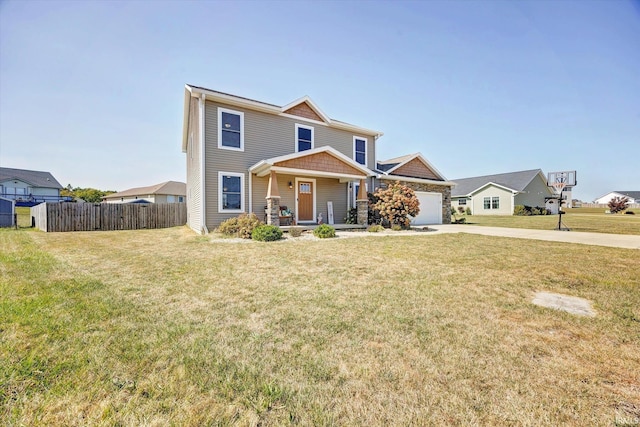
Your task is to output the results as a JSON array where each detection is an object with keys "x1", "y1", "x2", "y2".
[
  {"x1": 353, "y1": 137, "x2": 367, "y2": 165},
  {"x1": 218, "y1": 108, "x2": 244, "y2": 151},
  {"x1": 295, "y1": 124, "x2": 314, "y2": 152}
]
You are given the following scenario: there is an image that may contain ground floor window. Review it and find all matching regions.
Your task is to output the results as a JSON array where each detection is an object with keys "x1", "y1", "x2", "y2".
[
  {"x1": 458, "y1": 199, "x2": 466, "y2": 206},
  {"x1": 484, "y1": 196, "x2": 500, "y2": 209},
  {"x1": 218, "y1": 172, "x2": 244, "y2": 212}
]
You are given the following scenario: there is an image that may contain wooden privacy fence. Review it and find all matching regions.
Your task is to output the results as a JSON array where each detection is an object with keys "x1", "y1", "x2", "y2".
[{"x1": 31, "y1": 202, "x2": 187, "y2": 232}]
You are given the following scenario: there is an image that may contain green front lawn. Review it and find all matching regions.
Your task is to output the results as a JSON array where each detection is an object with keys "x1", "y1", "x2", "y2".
[
  {"x1": 2, "y1": 227, "x2": 639, "y2": 425},
  {"x1": 458, "y1": 208, "x2": 640, "y2": 235}
]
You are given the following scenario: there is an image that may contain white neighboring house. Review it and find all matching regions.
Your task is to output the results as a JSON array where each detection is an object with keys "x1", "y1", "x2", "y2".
[
  {"x1": 593, "y1": 191, "x2": 640, "y2": 205},
  {"x1": 102, "y1": 181, "x2": 186, "y2": 204},
  {"x1": 0, "y1": 167, "x2": 64, "y2": 205},
  {"x1": 451, "y1": 169, "x2": 557, "y2": 215}
]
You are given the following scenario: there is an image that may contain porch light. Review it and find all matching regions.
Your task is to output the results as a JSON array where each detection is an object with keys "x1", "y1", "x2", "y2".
[{"x1": 288, "y1": 181, "x2": 293, "y2": 189}]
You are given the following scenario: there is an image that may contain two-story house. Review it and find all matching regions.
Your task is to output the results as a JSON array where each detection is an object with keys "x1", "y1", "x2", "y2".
[{"x1": 181, "y1": 84, "x2": 454, "y2": 234}]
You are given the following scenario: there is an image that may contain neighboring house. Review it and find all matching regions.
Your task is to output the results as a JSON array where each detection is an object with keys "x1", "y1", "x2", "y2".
[
  {"x1": 102, "y1": 181, "x2": 186, "y2": 204},
  {"x1": 593, "y1": 191, "x2": 640, "y2": 205},
  {"x1": 0, "y1": 167, "x2": 65, "y2": 206},
  {"x1": 451, "y1": 169, "x2": 556, "y2": 215},
  {"x1": 181, "y1": 84, "x2": 454, "y2": 233}
]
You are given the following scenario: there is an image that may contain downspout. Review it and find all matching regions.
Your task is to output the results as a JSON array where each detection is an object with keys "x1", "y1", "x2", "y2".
[
  {"x1": 248, "y1": 169, "x2": 252, "y2": 215},
  {"x1": 200, "y1": 94, "x2": 208, "y2": 233}
]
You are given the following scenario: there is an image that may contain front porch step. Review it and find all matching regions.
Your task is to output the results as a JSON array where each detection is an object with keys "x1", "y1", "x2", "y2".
[{"x1": 280, "y1": 224, "x2": 366, "y2": 232}]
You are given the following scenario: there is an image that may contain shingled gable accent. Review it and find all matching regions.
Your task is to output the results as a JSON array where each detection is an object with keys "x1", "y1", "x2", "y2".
[
  {"x1": 390, "y1": 157, "x2": 442, "y2": 180},
  {"x1": 283, "y1": 101, "x2": 325, "y2": 122},
  {"x1": 275, "y1": 151, "x2": 364, "y2": 176}
]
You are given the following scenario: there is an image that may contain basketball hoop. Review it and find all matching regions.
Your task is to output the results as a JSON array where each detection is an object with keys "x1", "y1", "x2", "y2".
[{"x1": 552, "y1": 181, "x2": 566, "y2": 195}]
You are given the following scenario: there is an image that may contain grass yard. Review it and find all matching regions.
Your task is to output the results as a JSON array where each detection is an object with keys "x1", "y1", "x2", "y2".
[
  {"x1": 1, "y1": 227, "x2": 639, "y2": 426},
  {"x1": 459, "y1": 208, "x2": 640, "y2": 235}
]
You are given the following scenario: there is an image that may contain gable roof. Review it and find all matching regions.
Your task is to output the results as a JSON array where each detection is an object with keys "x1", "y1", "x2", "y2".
[
  {"x1": 596, "y1": 191, "x2": 640, "y2": 201},
  {"x1": 451, "y1": 169, "x2": 547, "y2": 197},
  {"x1": 377, "y1": 153, "x2": 451, "y2": 183},
  {"x1": 0, "y1": 167, "x2": 63, "y2": 189},
  {"x1": 182, "y1": 84, "x2": 383, "y2": 152},
  {"x1": 103, "y1": 181, "x2": 186, "y2": 200},
  {"x1": 250, "y1": 146, "x2": 374, "y2": 180}
]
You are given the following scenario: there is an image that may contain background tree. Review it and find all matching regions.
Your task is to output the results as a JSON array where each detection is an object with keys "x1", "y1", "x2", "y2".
[
  {"x1": 371, "y1": 182, "x2": 420, "y2": 229},
  {"x1": 607, "y1": 196, "x2": 630, "y2": 214},
  {"x1": 62, "y1": 185, "x2": 116, "y2": 203}
]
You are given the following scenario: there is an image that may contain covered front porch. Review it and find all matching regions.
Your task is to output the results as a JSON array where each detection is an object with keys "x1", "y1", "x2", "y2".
[{"x1": 249, "y1": 146, "x2": 372, "y2": 227}]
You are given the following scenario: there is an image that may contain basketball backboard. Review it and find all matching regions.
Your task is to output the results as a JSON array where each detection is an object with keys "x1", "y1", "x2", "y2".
[{"x1": 547, "y1": 171, "x2": 576, "y2": 194}]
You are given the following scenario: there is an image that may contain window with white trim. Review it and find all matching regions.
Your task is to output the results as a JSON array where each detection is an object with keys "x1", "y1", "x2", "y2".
[
  {"x1": 458, "y1": 199, "x2": 466, "y2": 206},
  {"x1": 218, "y1": 172, "x2": 244, "y2": 212},
  {"x1": 353, "y1": 136, "x2": 367, "y2": 165},
  {"x1": 295, "y1": 124, "x2": 314, "y2": 152},
  {"x1": 218, "y1": 108, "x2": 244, "y2": 151},
  {"x1": 492, "y1": 197, "x2": 499, "y2": 209},
  {"x1": 483, "y1": 197, "x2": 491, "y2": 209}
]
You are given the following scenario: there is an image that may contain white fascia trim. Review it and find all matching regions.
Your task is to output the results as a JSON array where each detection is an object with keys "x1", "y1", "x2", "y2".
[
  {"x1": 279, "y1": 113, "x2": 329, "y2": 126},
  {"x1": 185, "y1": 85, "x2": 383, "y2": 138},
  {"x1": 186, "y1": 85, "x2": 280, "y2": 115},
  {"x1": 295, "y1": 123, "x2": 314, "y2": 153},
  {"x1": 271, "y1": 166, "x2": 367, "y2": 181},
  {"x1": 218, "y1": 171, "x2": 245, "y2": 213},
  {"x1": 199, "y1": 94, "x2": 207, "y2": 231},
  {"x1": 181, "y1": 86, "x2": 193, "y2": 152},
  {"x1": 282, "y1": 96, "x2": 331, "y2": 123},
  {"x1": 378, "y1": 174, "x2": 456, "y2": 187},
  {"x1": 469, "y1": 181, "x2": 518, "y2": 196},
  {"x1": 353, "y1": 135, "x2": 368, "y2": 166},
  {"x1": 217, "y1": 107, "x2": 245, "y2": 151},
  {"x1": 384, "y1": 153, "x2": 449, "y2": 181},
  {"x1": 250, "y1": 146, "x2": 374, "y2": 177}
]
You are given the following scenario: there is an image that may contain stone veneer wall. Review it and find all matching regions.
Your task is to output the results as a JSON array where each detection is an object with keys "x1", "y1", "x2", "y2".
[{"x1": 380, "y1": 179, "x2": 452, "y2": 224}]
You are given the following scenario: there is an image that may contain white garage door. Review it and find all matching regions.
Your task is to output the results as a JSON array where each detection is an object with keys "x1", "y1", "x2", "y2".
[{"x1": 411, "y1": 192, "x2": 442, "y2": 225}]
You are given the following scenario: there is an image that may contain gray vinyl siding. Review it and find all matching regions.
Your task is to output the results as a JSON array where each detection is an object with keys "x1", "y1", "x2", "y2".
[
  {"x1": 186, "y1": 97, "x2": 203, "y2": 232},
  {"x1": 515, "y1": 174, "x2": 553, "y2": 208},
  {"x1": 204, "y1": 100, "x2": 377, "y2": 228}
]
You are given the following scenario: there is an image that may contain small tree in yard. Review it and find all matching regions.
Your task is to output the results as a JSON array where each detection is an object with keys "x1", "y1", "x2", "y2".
[
  {"x1": 371, "y1": 182, "x2": 420, "y2": 229},
  {"x1": 608, "y1": 196, "x2": 630, "y2": 214}
]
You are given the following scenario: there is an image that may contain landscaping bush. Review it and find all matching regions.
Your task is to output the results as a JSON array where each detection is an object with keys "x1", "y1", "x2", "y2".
[
  {"x1": 625, "y1": 211, "x2": 635, "y2": 215},
  {"x1": 251, "y1": 224, "x2": 283, "y2": 242},
  {"x1": 367, "y1": 224, "x2": 385, "y2": 233},
  {"x1": 390, "y1": 224, "x2": 403, "y2": 231},
  {"x1": 313, "y1": 224, "x2": 336, "y2": 238},
  {"x1": 368, "y1": 192, "x2": 383, "y2": 225},
  {"x1": 345, "y1": 208, "x2": 358, "y2": 224},
  {"x1": 465, "y1": 207, "x2": 472, "y2": 215},
  {"x1": 217, "y1": 213, "x2": 263, "y2": 239},
  {"x1": 513, "y1": 205, "x2": 530, "y2": 216},
  {"x1": 288, "y1": 226, "x2": 303, "y2": 237},
  {"x1": 514, "y1": 205, "x2": 550, "y2": 216},
  {"x1": 457, "y1": 206, "x2": 465, "y2": 214},
  {"x1": 371, "y1": 182, "x2": 420, "y2": 229}
]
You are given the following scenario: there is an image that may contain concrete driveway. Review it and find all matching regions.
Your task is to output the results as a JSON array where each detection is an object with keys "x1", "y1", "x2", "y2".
[{"x1": 430, "y1": 224, "x2": 640, "y2": 250}]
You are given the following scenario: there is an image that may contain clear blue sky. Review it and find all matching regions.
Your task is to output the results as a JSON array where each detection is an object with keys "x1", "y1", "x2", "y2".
[{"x1": 1, "y1": 0, "x2": 638, "y2": 201}]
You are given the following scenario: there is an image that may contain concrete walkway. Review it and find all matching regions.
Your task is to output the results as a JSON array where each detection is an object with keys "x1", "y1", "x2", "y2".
[{"x1": 429, "y1": 224, "x2": 640, "y2": 250}]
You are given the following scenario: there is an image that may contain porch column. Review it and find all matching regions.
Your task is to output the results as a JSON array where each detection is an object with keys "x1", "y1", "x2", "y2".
[
  {"x1": 266, "y1": 170, "x2": 280, "y2": 226},
  {"x1": 356, "y1": 178, "x2": 368, "y2": 225}
]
